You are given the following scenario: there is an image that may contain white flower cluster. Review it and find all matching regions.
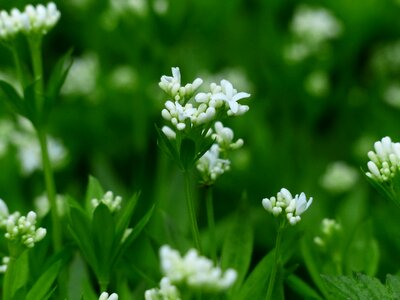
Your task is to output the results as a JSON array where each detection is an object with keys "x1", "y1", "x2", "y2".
[
  {"x1": 196, "y1": 121, "x2": 243, "y2": 183},
  {"x1": 145, "y1": 277, "x2": 181, "y2": 300},
  {"x1": 160, "y1": 67, "x2": 250, "y2": 138},
  {"x1": 262, "y1": 188, "x2": 313, "y2": 225},
  {"x1": 91, "y1": 191, "x2": 122, "y2": 213},
  {"x1": 2, "y1": 210, "x2": 47, "y2": 248},
  {"x1": 284, "y1": 5, "x2": 342, "y2": 62},
  {"x1": 0, "y1": 2, "x2": 60, "y2": 40},
  {"x1": 365, "y1": 136, "x2": 400, "y2": 182},
  {"x1": 99, "y1": 292, "x2": 118, "y2": 300},
  {"x1": 159, "y1": 245, "x2": 237, "y2": 292}
]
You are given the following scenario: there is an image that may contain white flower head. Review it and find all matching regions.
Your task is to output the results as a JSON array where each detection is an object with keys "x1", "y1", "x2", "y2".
[
  {"x1": 262, "y1": 188, "x2": 313, "y2": 225},
  {"x1": 91, "y1": 191, "x2": 122, "y2": 213},
  {"x1": 196, "y1": 144, "x2": 231, "y2": 184},
  {"x1": 99, "y1": 292, "x2": 118, "y2": 300},
  {"x1": 365, "y1": 136, "x2": 400, "y2": 182},
  {"x1": 212, "y1": 121, "x2": 244, "y2": 151},
  {"x1": 4, "y1": 210, "x2": 46, "y2": 248},
  {"x1": 159, "y1": 245, "x2": 237, "y2": 292},
  {"x1": 320, "y1": 161, "x2": 358, "y2": 193}
]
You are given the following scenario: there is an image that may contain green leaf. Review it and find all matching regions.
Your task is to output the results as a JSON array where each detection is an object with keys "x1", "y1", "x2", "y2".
[
  {"x1": 387, "y1": 274, "x2": 400, "y2": 299},
  {"x1": 322, "y1": 273, "x2": 389, "y2": 300},
  {"x1": 345, "y1": 220, "x2": 379, "y2": 276},
  {"x1": 180, "y1": 137, "x2": 196, "y2": 170},
  {"x1": 115, "y1": 192, "x2": 140, "y2": 236},
  {"x1": 91, "y1": 203, "x2": 115, "y2": 280},
  {"x1": 67, "y1": 200, "x2": 97, "y2": 273},
  {"x1": 234, "y1": 250, "x2": 274, "y2": 300},
  {"x1": 85, "y1": 176, "x2": 105, "y2": 213},
  {"x1": 45, "y1": 48, "x2": 73, "y2": 105},
  {"x1": 0, "y1": 80, "x2": 25, "y2": 116},
  {"x1": 23, "y1": 81, "x2": 40, "y2": 126},
  {"x1": 3, "y1": 250, "x2": 29, "y2": 300},
  {"x1": 286, "y1": 274, "x2": 324, "y2": 300},
  {"x1": 26, "y1": 260, "x2": 62, "y2": 300},
  {"x1": 221, "y1": 213, "x2": 253, "y2": 294}
]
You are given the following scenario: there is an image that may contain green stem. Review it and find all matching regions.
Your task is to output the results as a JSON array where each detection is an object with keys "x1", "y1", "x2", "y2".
[
  {"x1": 38, "y1": 129, "x2": 62, "y2": 253},
  {"x1": 266, "y1": 221, "x2": 284, "y2": 300},
  {"x1": 10, "y1": 45, "x2": 25, "y2": 91},
  {"x1": 184, "y1": 170, "x2": 201, "y2": 251},
  {"x1": 205, "y1": 186, "x2": 217, "y2": 263},
  {"x1": 28, "y1": 36, "x2": 44, "y2": 112}
]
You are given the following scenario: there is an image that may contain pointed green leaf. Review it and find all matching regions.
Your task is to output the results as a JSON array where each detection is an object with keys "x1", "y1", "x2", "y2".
[
  {"x1": 234, "y1": 250, "x2": 274, "y2": 300},
  {"x1": 0, "y1": 79, "x2": 25, "y2": 116},
  {"x1": 3, "y1": 250, "x2": 29, "y2": 300},
  {"x1": 221, "y1": 214, "x2": 253, "y2": 294},
  {"x1": 26, "y1": 260, "x2": 62, "y2": 300},
  {"x1": 115, "y1": 192, "x2": 140, "y2": 237},
  {"x1": 85, "y1": 176, "x2": 105, "y2": 213},
  {"x1": 180, "y1": 137, "x2": 196, "y2": 170},
  {"x1": 91, "y1": 203, "x2": 115, "y2": 279},
  {"x1": 46, "y1": 48, "x2": 73, "y2": 104},
  {"x1": 286, "y1": 274, "x2": 324, "y2": 300}
]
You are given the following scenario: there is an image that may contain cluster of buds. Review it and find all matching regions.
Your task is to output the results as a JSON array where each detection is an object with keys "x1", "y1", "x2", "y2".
[
  {"x1": 0, "y1": 2, "x2": 60, "y2": 41},
  {"x1": 196, "y1": 121, "x2": 243, "y2": 184},
  {"x1": 99, "y1": 292, "x2": 118, "y2": 300},
  {"x1": 3, "y1": 211, "x2": 47, "y2": 248},
  {"x1": 0, "y1": 256, "x2": 10, "y2": 273},
  {"x1": 262, "y1": 188, "x2": 313, "y2": 225},
  {"x1": 145, "y1": 277, "x2": 181, "y2": 300},
  {"x1": 159, "y1": 245, "x2": 237, "y2": 292},
  {"x1": 313, "y1": 218, "x2": 342, "y2": 248},
  {"x1": 160, "y1": 67, "x2": 250, "y2": 139},
  {"x1": 91, "y1": 191, "x2": 122, "y2": 213},
  {"x1": 365, "y1": 136, "x2": 400, "y2": 182}
]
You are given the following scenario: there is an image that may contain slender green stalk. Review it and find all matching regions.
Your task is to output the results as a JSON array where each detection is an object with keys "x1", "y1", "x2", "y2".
[
  {"x1": 38, "y1": 129, "x2": 62, "y2": 252},
  {"x1": 28, "y1": 36, "x2": 44, "y2": 111},
  {"x1": 184, "y1": 170, "x2": 201, "y2": 251},
  {"x1": 266, "y1": 221, "x2": 284, "y2": 300},
  {"x1": 11, "y1": 45, "x2": 26, "y2": 91},
  {"x1": 205, "y1": 186, "x2": 217, "y2": 263}
]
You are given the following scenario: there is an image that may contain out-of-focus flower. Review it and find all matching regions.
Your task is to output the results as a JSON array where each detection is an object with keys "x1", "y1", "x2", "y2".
[
  {"x1": 262, "y1": 188, "x2": 313, "y2": 225},
  {"x1": 145, "y1": 277, "x2": 181, "y2": 300},
  {"x1": 160, "y1": 245, "x2": 237, "y2": 292},
  {"x1": 34, "y1": 193, "x2": 66, "y2": 218},
  {"x1": 383, "y1": 82, "x2": 400, "y2": 108},
  {"x1": 0, "y1": 256, "x2": 10, "y2": 273},
  {"x1": 304, "y1": 70, "x2": 330, "y2": 97},
  {"x1": 321, "y1": 161, "x2": 359, "y2": 193},
  {"x1": 109, "y1": 65, "x2": 138, "y2": 91}
]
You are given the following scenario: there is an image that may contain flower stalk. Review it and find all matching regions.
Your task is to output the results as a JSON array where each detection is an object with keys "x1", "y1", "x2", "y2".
[
  {"x1": 205, "y1": 186, "x2": 217, "y2": 263},
  {"x1": 184, "y1": 170, "x2": 201, "y2": 251}
]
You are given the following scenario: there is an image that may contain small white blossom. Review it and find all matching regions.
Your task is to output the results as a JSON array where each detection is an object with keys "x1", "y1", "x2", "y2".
[
  {"x1": 0, "y1": 256, "x2": 10, "y2": 273},
  {"x1": 211, "y1": 80, "x2": 250, "y2": 116},
  {"x1": 313, "y1": 218, "x2": 341, "y2": 247},
  {"x1": 91, "y1": 191, "x2": 122, "y2": 213},
  {"x1": 99, "y1": 292, "x2": 118, "y2": 300},
  {"x1": 3, "y1": 211, "x2": 46, "y2": 248},
  {"x1": 196, "y1": 144, "x2": 231, "y2": 183},
  {"x1": 262, "y1": 188, "x2": 313, "y2": 225},
  {"x1": 145, "y1": 277, "x2": 181, "y2": 300},
  {"x1": 160, "y1": 245, "x2": 237, "y2": 292},
  {"x1": 212, "y1": 121, "x2": 243, "y2": 151},
  {"x1": 365, "y1": 136, "x2": 400, "y2": 182}
]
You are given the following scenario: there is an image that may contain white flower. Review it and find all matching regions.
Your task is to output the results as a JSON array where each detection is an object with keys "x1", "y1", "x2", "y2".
[
  {"x1": 365, "y1": 136, "x2": 400, "y2": 182},
  {"x1": 211, "y1": 80, "x2": 250, "y2": 115},
  {"x1": 313, "y1": 218, "x2": 341, "y2": 247},
  {"x1": 91, "y1": 191, "x2": 122, "y2": 213},
  {"x1": 3, "y1": 211, "x2": 46, "y2": 248},
  {"x1": 262, "y1": 188, "x2": 313, "y2": 225},
  {"x1": 196, "y1": 144, "x2": 231, "y2": 183},
  {"x1": 0, "y1": 256, "x2": 10, "y2": 273},
  {"x1": 145, "y1": 277, "x2": 181, "y2": 300},
  {"x1": 99, "y1": 292, "x2": 118, "y2": 300},
  {"x1": 212, "y1": 121, "x2": 243, "y2": 151},
  {"x1": 159, "y1": 245, "x2": 237, "y2": 292},
  {"x1": 159, "y1": 67, "x2": 203, "y2": 102}
]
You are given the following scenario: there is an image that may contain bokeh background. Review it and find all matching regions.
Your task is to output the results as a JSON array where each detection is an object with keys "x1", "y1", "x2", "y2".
[{"x1": 1, "y1": 0, "x2": 400, "y2": 294}]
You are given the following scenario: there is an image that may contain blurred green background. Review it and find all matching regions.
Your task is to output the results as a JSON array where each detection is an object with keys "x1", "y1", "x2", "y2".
[{"x1": 1, "y1": 0, "x2": 400, "y2": 287}]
